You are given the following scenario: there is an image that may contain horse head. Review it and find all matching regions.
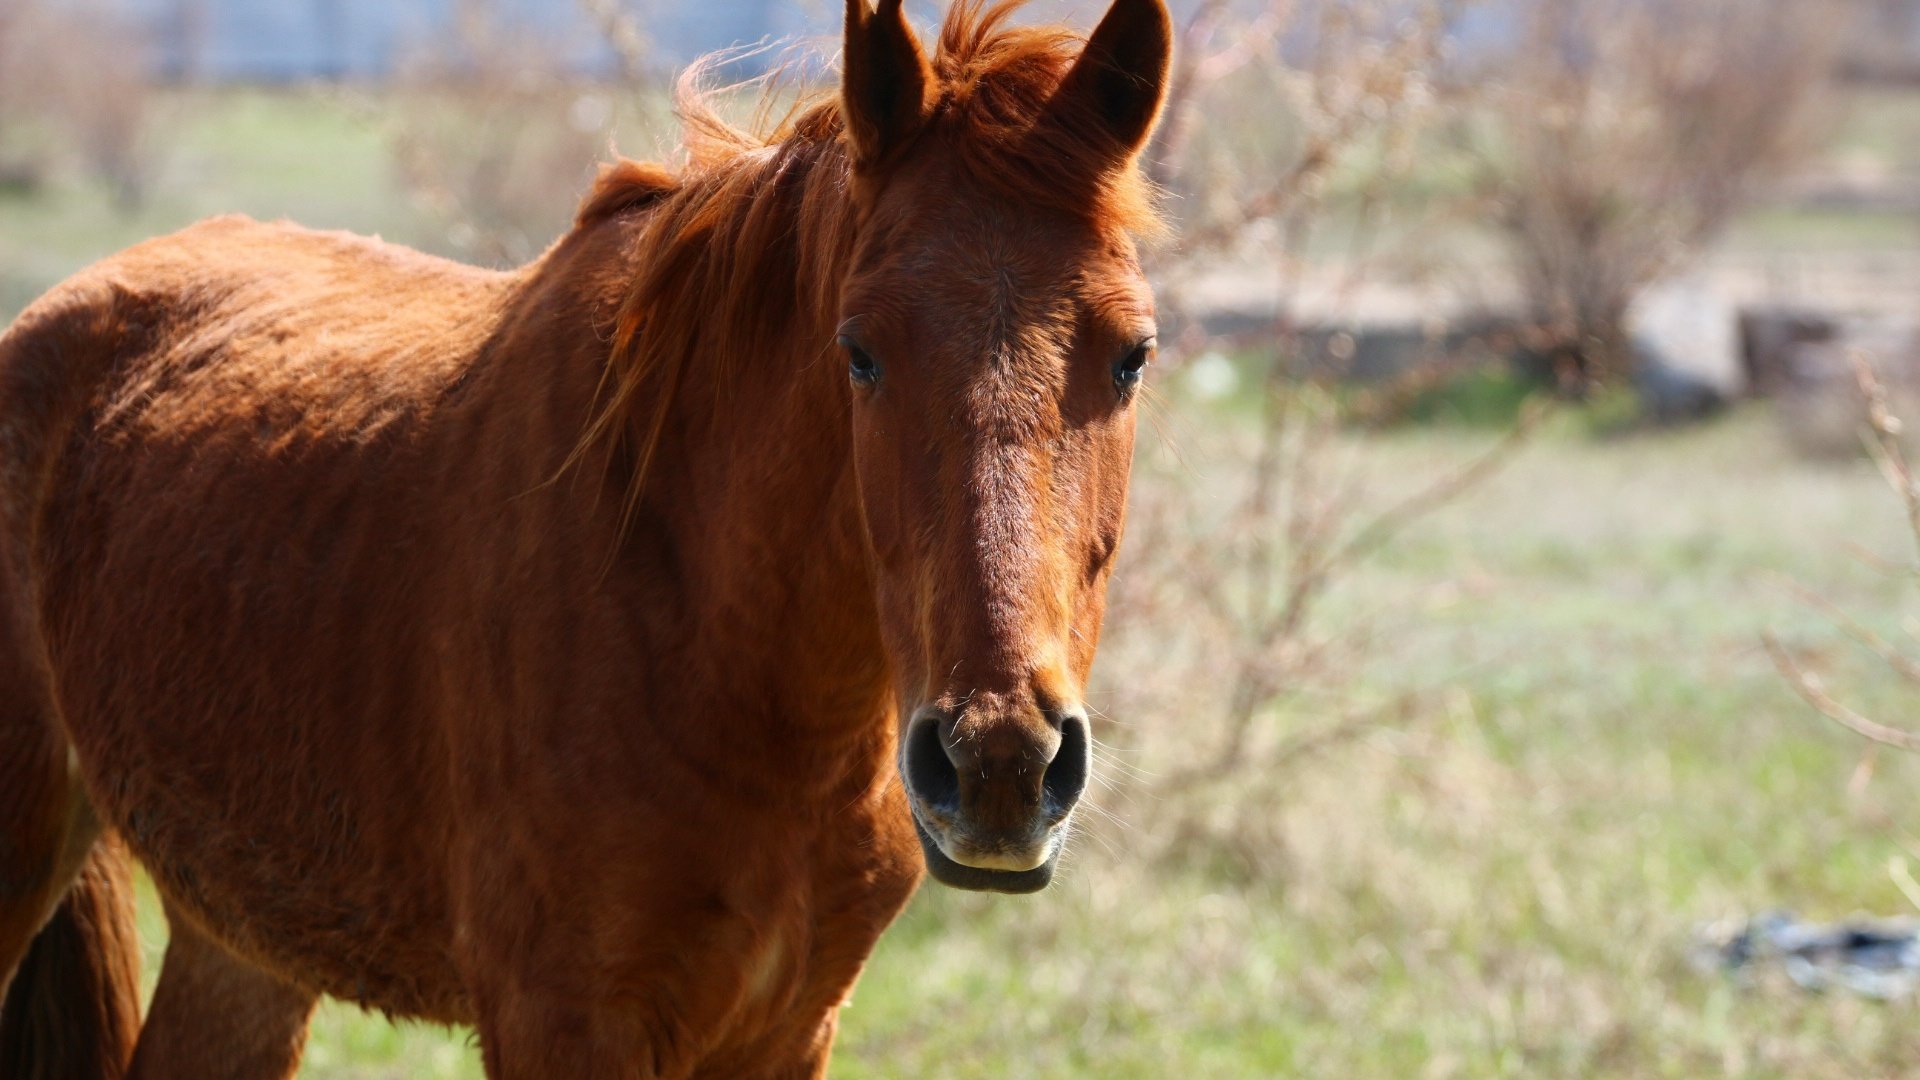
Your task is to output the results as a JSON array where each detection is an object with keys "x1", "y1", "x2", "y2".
[{"x1": 836, "y1": 0, "x2": 1171, "y2": 891}]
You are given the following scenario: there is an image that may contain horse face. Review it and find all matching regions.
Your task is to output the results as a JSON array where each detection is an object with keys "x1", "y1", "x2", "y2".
[
  {"x1": 836, "y1": 0, "x2": 1171, "y2": 892},
  {"x1": 838, "y1": 187, "x2": 1152, "y2": 892}
]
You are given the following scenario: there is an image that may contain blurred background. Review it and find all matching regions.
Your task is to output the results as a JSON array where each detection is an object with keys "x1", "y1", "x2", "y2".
[{"x1": 7, "y1": 0, "x2": 1920, "y2": 1075}]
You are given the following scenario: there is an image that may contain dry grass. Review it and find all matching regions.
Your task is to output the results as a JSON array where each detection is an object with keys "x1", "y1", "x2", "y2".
[{"x1": 379, "y1": 0, "x2": 674, "y2": 266}]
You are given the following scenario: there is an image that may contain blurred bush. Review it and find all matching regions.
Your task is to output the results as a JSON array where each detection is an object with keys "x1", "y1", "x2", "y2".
[
  {"x1": 1079, "y1": 0, "x2": 1544, "y2": 864},
  {"x1": 387, "y1": 4, "x2": 620, "y2": 266},
  {"x1": 382, "y1": 0, "x2": 675, "y2": 266},
  {"x1": 1454, "y1": 0, "x2": 1844, "y2": 391},
  {"x1": 0, "y1": 1, "x2": 154, "y2": 209}
]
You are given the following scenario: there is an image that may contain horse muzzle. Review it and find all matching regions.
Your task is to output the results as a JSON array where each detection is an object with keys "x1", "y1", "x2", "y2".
[{"x1": 900, "y1": 703, "x2": 1090, "y2": 893}]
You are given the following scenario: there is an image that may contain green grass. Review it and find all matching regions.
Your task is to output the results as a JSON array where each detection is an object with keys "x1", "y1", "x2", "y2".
[
  {"x1": 1397, "y1": 365, "x2": 1542, "y2": 427},
  {"x1": 0, "y1": 88, "x2": 427, "y2": 322}
]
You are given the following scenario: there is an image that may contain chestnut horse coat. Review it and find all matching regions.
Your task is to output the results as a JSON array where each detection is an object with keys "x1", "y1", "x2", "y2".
[{"x1": 0, "y1": 0, "x2": 1172, "y2": 1076}]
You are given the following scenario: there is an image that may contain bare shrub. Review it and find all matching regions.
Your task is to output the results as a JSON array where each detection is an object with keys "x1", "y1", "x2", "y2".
[
  {"x1": 1458, "y1": 0, "x2": 1843, "y2": 389},
  {"x1": 1152, "y1": 0, "x2": 1456, "y2": 282},
  {"x1": 0, "y1": 3, "x2": 38, "y2": 191},
  {"x1": 385, "y1": 1, "x2": 663, "y2": 266},
  {"x1": 0, "y1": 1, "x2": 154, "y2": 207},
  {"x1": 1084, "y1": 0, "x2": 1539, "y2": 869},
  {"x1": 1099, "y1": 382, "x2": 1540, "y2": 871},
  {"x1": 1769, "y1": 356, "x2": 1920, "y2": 751},
  {"x1": 62, "y1": 16, "x2": 153, "y2": 211},
  {"x1": 578, "y1": 0, "x2": 658, "y2": 84}
]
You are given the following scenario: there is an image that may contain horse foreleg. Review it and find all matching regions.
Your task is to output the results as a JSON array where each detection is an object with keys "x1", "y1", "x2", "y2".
[
  {"x1": 475, "y1": 990, "x2": 702, "y2": 1080},
  {"x1": 755, "y1": 1012, "x2": 838, "y2": 1080},
  {"x1": 128, "y1": 910, "x2": 316, "y2": 1080}
]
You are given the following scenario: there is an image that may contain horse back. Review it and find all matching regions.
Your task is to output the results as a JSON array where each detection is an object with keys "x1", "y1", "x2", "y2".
[{"x1": 0, "y1": 215, "x2": 527, "y2": 1019}]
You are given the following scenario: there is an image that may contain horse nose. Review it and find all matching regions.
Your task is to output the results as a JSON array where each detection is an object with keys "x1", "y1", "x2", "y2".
[
  {"x1": 902, "y1": 709, "x2": 964, "y2": 818},
  {"x1": 1042, "y1": 708, "x2": 1090, "y2": 818},
  {"x1": 902, "y1": 705, "x2": 1091, "y2": 835}
]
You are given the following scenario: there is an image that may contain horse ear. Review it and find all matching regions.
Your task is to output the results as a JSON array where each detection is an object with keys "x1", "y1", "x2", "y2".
[
  {"x1": 1051, "y1": 0, "x2": 1174, "y2": 156},
  {"x1": 841, "y1": 0, "x2": 935, "y2": 170}
]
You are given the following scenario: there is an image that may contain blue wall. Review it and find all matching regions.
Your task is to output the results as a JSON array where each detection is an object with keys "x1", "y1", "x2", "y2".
[{"x1": 114, "y1": 0, "x2": 821, "y2": 82}]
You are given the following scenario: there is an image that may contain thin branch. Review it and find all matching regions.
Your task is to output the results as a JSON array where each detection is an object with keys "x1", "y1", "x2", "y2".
[
  {"x1": 1764, "y1": 633, "x2": 1920, "y2": 754},
  {"x1": 1842, "y1": 540, "x2": 1908, "y2": 576},
  {"x1": 1157, "y1": 692, "x2": 1420, "y2": 795},
  {"x1": 1323, "y1": 397, "x2": 1548, "y2": 578},
  {"x1": 578, "y1": 0, "x2": 654, "y2": 84},
  {"x1": 1854, "y1": 351, "x2": 1920, "y2": 572},
  {"x1": 1775, "y1": 574, "x2": 1920, "y2": 688},
  {"x1": 1265, "y1": 692, "x2": 1420, "y2": 771}
]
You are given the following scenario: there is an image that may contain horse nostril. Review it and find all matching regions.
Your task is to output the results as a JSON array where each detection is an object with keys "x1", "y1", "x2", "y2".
[
  {"x1": 1042, "y1": 710, "x2": 1090, "y2": 820},
  {"x1": 904, "y1": 712, "x2": 961, "y2": 812}
]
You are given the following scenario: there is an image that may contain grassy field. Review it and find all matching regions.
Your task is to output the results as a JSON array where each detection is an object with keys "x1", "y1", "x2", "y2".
[
  {"x1": 0, "y1": 89, "x2": 415, "y2": 321},
  {"x1": 11, "y1": 87, "x2": 1920, "y2": 1077},
  {"x1": 825, "y1": 409, "x2": 1920, "y2": 1080}
]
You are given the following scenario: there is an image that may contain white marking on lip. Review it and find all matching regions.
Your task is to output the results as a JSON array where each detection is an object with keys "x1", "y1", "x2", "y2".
[
  {"x1": 950, "y1": 845, "x2": 1052, "y2": 872},
  {"x1": 916, "y1": 809, "x2": 1062, "y2": 872}
]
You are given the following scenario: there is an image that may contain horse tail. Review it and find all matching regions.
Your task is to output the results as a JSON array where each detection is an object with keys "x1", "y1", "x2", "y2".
[
  {"x1": 0, "y1": 842, "x2": 142, "y2": 1080},
  {"x1": 0, "y1": 279, "x2": 144, "y2": 1078}
]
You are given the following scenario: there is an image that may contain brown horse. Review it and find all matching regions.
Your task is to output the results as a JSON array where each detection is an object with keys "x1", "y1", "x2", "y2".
[{"x1": 0, "y1": 0, "x2": 1170, "y2": 1075}]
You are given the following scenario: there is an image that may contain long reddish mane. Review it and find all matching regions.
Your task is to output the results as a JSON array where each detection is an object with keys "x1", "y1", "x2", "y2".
[{"x1": 567, "y1": 0, "x2": 1164, "y2": 522}]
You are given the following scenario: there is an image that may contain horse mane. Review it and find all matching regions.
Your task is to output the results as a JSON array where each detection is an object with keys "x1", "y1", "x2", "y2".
[{"x1": 565, "y1": 0, "x2": 1164, "y2": 524}]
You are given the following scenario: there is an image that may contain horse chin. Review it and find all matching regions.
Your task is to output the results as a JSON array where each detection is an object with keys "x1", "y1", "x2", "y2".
[{"x1": 911, "y1": 816, "x2": 1057, "y2": 894}]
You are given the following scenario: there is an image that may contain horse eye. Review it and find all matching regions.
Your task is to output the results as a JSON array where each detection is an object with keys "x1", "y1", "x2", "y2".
[
  {"x1": 1113, "y1": 339, "x2": 1154, "y2": 395},
  {"x1": 839, "y1": 334, "x2": 880, "y2": 387}
]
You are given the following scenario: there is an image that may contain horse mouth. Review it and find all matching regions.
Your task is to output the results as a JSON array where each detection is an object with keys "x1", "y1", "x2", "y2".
[{"x1": 910, "y1": 814, "x2": 1057, "y2": 894}]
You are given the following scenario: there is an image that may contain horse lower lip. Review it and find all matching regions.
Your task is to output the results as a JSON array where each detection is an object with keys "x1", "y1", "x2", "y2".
[{"x1": 910, "y1": 815, "x2": 1056, "y2": 894}]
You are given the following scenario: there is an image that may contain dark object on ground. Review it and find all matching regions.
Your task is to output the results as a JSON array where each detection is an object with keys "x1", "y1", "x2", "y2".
[
  {"x1": 1738, "y1": 306, "x2": 1836, "y2": 398},
  {"x1": 1773, "y1": 314, "x2": 1920, "y2": 458},
  {"x1": 1697, "y1": 912, "x2": 1920, "y2": 998}
]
